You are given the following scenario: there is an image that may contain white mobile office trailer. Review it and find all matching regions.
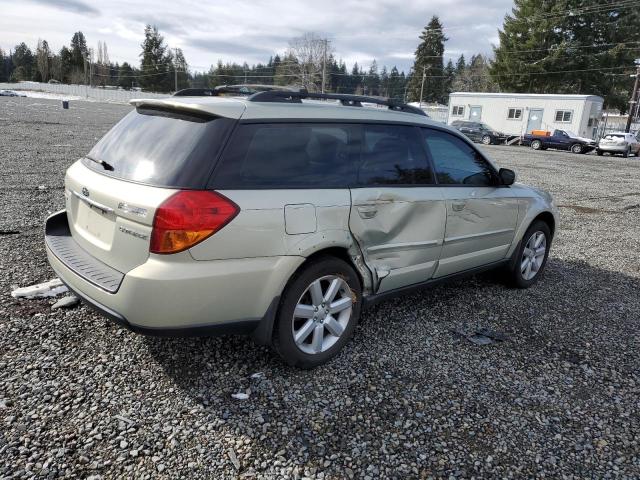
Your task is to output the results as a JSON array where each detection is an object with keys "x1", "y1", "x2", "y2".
[{"x1": 447, "y1": 92, "x2": 604, "y2": 139}]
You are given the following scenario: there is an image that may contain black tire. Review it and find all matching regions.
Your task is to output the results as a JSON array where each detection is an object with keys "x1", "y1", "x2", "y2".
[
  {"x1": 504, "y1": 220, "x2": 552, "y2": 289},
  {"x1": 481, "y1": 135, "x2": 492, "y2": 145},
  {"x1": 623, "y1": 147, "x2": 630, "y2": 158},
  {"x1": 596, "y1": 149, "x2": 604, "y2": 156},
  {"x1": 570, "y1": 143, "x2": 583, "y2": 154},
  {"x1": 274, "y1": 256, "x2": 362, "y2": 369},
  {"x1": 531, "y1": 140, "x2": 542, "y2": 150}
]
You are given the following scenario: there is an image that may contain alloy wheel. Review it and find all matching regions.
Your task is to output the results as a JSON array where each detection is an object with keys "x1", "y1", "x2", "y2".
[
  {"x1": 521, "y1": 231, "x2": 547, "y2": 281},
  {"x1": 291, "y1": 275, "x2": 353, "y2": 354}
]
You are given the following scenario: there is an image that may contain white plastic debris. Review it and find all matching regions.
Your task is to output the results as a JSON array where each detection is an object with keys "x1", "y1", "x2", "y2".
[
  {"x1": 250, "y1": 372, "x2": 265, "y2": 380},
  {"x1": 11, "y1": 278, "x2": 68, "y2": 299},
  {"x1": 231, "y1": 392, "x2": 250, "y2": 400},
  {"x1": 51, "y1": 295, "x2": 80, "y2": 309}
]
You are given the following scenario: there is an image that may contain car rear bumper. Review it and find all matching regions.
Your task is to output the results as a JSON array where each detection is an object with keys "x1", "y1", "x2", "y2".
[
  {"x1": 597, "y1": 144, "x2": 629, "y2": 153},
  {"x1": 45, "y1": 210, "x2": 302, "y2": 336}
]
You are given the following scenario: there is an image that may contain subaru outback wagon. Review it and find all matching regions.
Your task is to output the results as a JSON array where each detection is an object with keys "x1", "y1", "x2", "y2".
[{"x1": 45, "y1": 91, "x2": 558, "y2": 368}]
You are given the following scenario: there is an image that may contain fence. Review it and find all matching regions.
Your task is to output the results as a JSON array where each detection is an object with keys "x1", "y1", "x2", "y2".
[{"x1": 0, "y1": 81, "x2": 170, "y2": 104}]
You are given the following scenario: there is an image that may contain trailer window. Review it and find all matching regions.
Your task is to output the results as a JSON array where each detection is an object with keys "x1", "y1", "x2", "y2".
[
  {"x1": 555, "y1": 110, "x2": 573, "y2": 123},
  {"x1": 452, "y1": 105, "x2": 465, "y2": 117},
  {"x1": 507, "y1": 108, "x2": 522, "y2": 120}
]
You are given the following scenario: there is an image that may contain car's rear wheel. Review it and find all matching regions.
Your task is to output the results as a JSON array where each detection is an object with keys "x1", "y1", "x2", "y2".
[
  {"x1": 481, "y1": 135, "x2": 492, "y2": 145},
  {"x1": 570, "y1": 143, "x2": 583, "y2": 154},
  {"x1": 505, "y1": 220, "x2": 551, "y2": 288},
  {"x1": 531, "y1": 140, "x2": 542, "y2": 150},
  {"x1": 274, "y1": 257, "x2": 361, "y2": 368}
]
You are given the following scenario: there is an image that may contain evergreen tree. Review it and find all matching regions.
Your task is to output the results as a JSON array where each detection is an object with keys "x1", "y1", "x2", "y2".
[
  {"x1": 443, "y1": 59, "x2": 455, "y2": 97},
  {"x1": 491, "y1": 0, "x2": 639, "y2": 110},
  {"x1": 118, "y1": 62, "x2": 134, "y2": 89},
  {"x1": 364, "y1": 60, "x2": 380, "y2": 96},
  {"x1": 11, "y1": 43, "x2": 34, "y2": 81},
  {"x1": 70, "y1": 32, "x2": 88, "y2": 70},
  {"x1": 139, "y1": 25, "x2": 172, "y2": 92},
  {"x1": 408, "y1": 16, "x2": 448, "y2": 104}
]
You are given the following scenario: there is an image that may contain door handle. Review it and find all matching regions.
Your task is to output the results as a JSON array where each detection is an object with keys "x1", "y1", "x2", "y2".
[
  {"x1": 451, "y1": 201, "x2": 466, "y2": 212},
  {"x1": 357, "y1": 205, "x2": 378, "y2": 219}
]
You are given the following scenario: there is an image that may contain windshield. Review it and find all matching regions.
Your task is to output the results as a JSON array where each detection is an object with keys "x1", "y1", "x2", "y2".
[
  {"x1": 604, "y1": 134, "x2": 625, "y2": 139},
  {"x1": 83, "y1": 108, "x2": 234, "y2": 188},
  {"x1": 479, "y1": 123, "x2": 494, "y2": 131},
  {"x1": 564, "y1": 131, "x2": 579, "y2": 138}
]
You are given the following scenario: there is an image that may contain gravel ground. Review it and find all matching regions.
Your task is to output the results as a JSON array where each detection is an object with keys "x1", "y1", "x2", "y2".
[{"x1": 1, "y1": 97, "x2": 639, "y2": 479}]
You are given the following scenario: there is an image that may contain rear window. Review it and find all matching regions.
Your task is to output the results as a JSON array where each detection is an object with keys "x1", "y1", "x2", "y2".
[
  {"x1": 83, "y1": 108, "x2": 234, "y2": 188},
  {"x1": 210, "y1": 123, "x2": 360, "y2": 188}
]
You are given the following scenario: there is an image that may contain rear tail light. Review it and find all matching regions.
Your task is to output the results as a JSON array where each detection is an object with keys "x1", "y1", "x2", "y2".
[{"x1": 150, "y1": 190, "x2": 239, "y2": 254}]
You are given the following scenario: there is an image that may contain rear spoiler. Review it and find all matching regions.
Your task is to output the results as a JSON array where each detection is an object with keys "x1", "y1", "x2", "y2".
[{"x1": 129, "y1": 98, "x2": 245, "y2": 120}]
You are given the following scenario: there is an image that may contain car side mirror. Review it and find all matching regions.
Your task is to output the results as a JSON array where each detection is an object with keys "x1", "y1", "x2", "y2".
[{"x1": 498, "y1": 168, "x2": 516, "y2": 186}]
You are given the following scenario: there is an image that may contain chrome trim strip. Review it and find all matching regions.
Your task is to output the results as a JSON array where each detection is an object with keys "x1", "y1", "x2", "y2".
[
  {"x1": 72, "y1": 190, "x2": 114, "y2": 214},
  {"x1": 444, "y1": 228, "x2": 514, "y2": 244},
  {"x1": 367, "y1": 239, "x2": 441, "y2": 253}
]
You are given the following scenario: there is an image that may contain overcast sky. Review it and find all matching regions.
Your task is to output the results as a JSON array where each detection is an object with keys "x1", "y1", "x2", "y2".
[{"x1": 1, "y1": 0, "x2": 514, "y2": 73}]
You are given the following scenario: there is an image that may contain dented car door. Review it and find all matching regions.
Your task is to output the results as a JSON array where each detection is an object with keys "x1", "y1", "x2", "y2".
[{"x1": 349, "y1": 124, "x2": 446, "y2": 293}]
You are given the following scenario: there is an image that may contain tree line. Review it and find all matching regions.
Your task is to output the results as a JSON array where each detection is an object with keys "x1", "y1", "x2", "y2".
[{"x1": 1, "y1": 0, "x2": 637, "y2": 110}]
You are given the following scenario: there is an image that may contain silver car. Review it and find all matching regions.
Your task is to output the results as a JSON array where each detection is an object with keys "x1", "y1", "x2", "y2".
[
  {"x1": 597, "y1": 132, "x2": 640, "y2": 157},
  {"x1": 45, "y1": 91, "x2": 558, "y2": 368}
]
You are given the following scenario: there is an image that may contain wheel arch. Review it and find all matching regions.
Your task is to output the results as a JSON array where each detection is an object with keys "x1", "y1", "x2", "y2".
[
  {"x1": 533, "y1": 211, "x2": 556, "y2": 238},
  {"x1": 252, "y1": 244, "x2": 373, "y2": 346}
]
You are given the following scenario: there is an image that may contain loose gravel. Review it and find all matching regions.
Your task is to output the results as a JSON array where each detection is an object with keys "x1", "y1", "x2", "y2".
[{"x1": 1, "y1": 97, "x2": 639, "y2": 479}]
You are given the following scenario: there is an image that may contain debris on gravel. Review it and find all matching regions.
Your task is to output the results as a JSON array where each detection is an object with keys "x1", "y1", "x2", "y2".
[
  {"x1": 1, "y1": 97, "x2": 639, "y2": 479},
  {"x1": 51, "y1": 295, "x2": 80, "y2": 309},
  {"x1": 10, "y1": 278, "x2": 67, "y2": 298}
]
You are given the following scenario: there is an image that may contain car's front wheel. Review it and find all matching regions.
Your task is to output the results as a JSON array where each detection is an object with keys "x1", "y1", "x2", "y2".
[
  {"x1": 505, "y1": 220, "x2": 551, "y2": 288},
  {"x1": 596, "y1": 149, "x2": 604, "y2": 156},
  {"x1": 274, "y1": 257, "x2": 361, "y2": 368},
  {"x1": 481, "y1": 134, "x2": 492, "y2": 145},
  {"x1": 570, "y1": 143, "x2": 583, "y2": 154}
]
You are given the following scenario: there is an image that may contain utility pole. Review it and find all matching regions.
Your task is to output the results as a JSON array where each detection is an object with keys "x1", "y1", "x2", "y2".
[
  {"x1": 174, "y1": 47, "x2": 179, "y2": 92},
  {"x1": 321, "y1": 38, "x2": 327, "y2": 94},
  {"x1": 625, "y1": 60, "x2": 640, "y2": 133},
  {"x1": 419, "y1": 65, "x2": 426, "y2": 108}
]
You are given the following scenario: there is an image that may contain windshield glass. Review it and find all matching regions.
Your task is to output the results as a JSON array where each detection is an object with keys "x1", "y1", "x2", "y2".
[
  {"x1": 479, "y1": 123, "x2": 494, "y2": 131},
  {"x1": 83, "y1": 108, "x2": 234, "y2": 188},
  {"x1": 604, "y1": 134, "x2": 625, "y2": 139}
]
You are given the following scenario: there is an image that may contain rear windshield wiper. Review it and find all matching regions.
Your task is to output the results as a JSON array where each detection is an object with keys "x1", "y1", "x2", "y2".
[{"x1": 85, "y1": 155, "x2": 114, "y2": 171}]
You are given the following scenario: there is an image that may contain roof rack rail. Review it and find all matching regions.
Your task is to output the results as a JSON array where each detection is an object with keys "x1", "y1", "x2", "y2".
[
  {"x1": 246, "y1": 90, "x2": 428, "y2": 117},
  {"x1": 174, "y1": 84, "x2": 303, "y2": 97}
]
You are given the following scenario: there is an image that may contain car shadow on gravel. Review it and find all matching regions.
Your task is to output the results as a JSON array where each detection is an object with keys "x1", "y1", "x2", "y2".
[
  {"x1": 135, "y1": 258, "x2": 640, "y2": 476},
  {"x1": 143, "y1": 257, "x2": 640, "y2": 396}
]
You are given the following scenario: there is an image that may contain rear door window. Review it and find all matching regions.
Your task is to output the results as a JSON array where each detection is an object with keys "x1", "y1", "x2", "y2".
[
  {"x1": 358, "y1": 124, "x2": 434, "y2": 185},
  {"x1": 83, "y1": 108, "x2": 234, "y2": 188},
  {"x1": 422, "y1": 128, "x2": 495, "y2": 186},
  {"x1": 210, "y1": 123, "x2": 359, "y2": 188}
]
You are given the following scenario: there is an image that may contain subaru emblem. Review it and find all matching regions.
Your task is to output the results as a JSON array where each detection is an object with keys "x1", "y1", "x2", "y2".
[{"x1": 82, "y1": 187, "x2": 90, "y2": 197}]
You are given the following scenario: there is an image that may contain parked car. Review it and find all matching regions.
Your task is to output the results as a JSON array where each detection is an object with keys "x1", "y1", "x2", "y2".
[
  {"x1": 522, "y1": 129, "x2": 596, "y2": 154},
  {"x1": 45, "y1": 91, "x2": 558, "y2": 368},
  {"x1": 0, "y1": 89, "x2": 26, "y2": 97},
  {"x1": 450, "y1": 120, "x2": 507, "y2": 145},
  {"x1": 597, "y1": 132, "x2": 640, "y2": 157}
]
